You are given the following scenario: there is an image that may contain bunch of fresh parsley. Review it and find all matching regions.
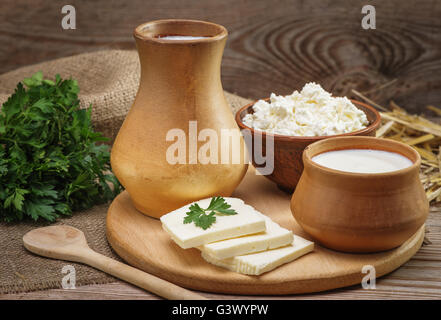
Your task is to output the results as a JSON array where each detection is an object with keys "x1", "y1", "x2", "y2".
[
  {"x1": 183, "y1": 196, "x2": 238, "y2": 230},
  {"x1": 0, "y1": 72, "x2": 122, "y2": 222}
]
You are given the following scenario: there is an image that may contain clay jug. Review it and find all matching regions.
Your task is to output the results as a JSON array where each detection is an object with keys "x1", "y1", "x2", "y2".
[{"x1": 111, "y1": 19, "x2": 248, "y2": 218}]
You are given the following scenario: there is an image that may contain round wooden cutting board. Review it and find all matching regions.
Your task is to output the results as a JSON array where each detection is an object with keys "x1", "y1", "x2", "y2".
[{"x1": 106, "y1": 168, "x2": 425, "y2": 295}]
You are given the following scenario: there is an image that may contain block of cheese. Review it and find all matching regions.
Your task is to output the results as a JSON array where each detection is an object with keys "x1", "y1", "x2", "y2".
[
  {"x1": 199, "y1": 213, "x2": 293, "y2": 259},
  {"x1": 160, "y1": 198, "x2": 266, "y2": 249},
  {"x1": 201, "y1": 235, "x2": 314, "y2": 275}
]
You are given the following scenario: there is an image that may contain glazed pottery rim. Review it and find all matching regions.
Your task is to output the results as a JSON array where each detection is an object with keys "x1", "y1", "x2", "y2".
[
  {"x1": 303, "y1": 136, "x2": 421, "y2": 178},
  {"x1": 134, "y1": 19, "x2": 228, "y2": 43},
  {"x1": 235, "y1": 98, "x2": 381, "y2": 141}
]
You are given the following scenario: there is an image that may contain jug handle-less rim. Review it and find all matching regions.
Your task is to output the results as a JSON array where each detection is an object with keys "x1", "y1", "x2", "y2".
[{"x1": 133, "y1": 19, "x2": 228, "y2": 43}]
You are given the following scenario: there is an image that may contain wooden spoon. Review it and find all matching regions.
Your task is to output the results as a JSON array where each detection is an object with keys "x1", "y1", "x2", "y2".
[{"x1": 23, "y1": 225, "x2": 207, "y2": 300}]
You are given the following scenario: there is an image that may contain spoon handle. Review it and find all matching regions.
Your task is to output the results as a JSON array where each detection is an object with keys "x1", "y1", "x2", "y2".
[{"x1": 80, "y1": 249, "x2": 207, "y2": 300}]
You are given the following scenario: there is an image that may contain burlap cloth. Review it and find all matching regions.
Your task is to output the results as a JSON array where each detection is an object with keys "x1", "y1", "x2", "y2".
[{"x1": 0, "y1": 50, "x2": 252, "y2": 294}]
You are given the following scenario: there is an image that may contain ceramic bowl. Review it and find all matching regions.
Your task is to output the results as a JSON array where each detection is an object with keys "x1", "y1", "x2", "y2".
[
  {"x1": 290, "y1": 136, "x2": 429, "y2": 253},
  {"x1": 235, "y1": 99, "x2": 381, "y2": 192}
]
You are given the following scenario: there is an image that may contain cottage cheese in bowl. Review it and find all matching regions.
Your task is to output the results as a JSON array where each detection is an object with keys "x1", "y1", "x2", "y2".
[{"x1": 242, "y1": 83, "x2": 369, "y2": 137}]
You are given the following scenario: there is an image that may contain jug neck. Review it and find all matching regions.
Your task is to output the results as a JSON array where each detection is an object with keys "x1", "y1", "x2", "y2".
[{"x1": 133, "y1": 20, "x2": 228, "y2": 94}]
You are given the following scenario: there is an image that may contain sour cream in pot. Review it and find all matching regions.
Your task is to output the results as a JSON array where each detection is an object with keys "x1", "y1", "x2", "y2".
[{"x1": 311, "y1": 149, "x2": 413, "y2": 174}]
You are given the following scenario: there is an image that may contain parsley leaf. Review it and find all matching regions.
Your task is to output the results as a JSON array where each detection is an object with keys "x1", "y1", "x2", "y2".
[
  {"x1": 183, "y1": 197, "x2": 238, "y2": 230},
  {"x1": 0, "y1": 72, "x2": 123, "y2": 222}
]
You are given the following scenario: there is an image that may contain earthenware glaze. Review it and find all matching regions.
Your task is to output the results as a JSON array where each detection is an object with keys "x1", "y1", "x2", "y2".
[
  {"x1": 291, "y1": 136, "x2": 429, "y2": 252},
  {"x1": 111, "y1": 20, "x2": 248, "y2": 218},
  {"x1": 235, "y1": 99, "x2": 381, "y2": 192}
]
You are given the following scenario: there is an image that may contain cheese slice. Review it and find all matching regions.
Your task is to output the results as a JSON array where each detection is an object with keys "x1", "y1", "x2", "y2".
[
  {"x1": 199, "y1": 213, "x2": 293, "y2": 259},
  {"x1": 201, "y1": 235, "x2": 314, "y2": 275},
  {"x1": 160, "y1": 198, "x2": 266, "y2": 249}
]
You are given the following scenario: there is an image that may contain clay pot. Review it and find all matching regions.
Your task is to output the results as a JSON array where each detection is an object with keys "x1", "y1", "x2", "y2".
[
  {"x1": 111, "y1": 20, "x2": 248, "y2": 218},
  {"x1": 290, "y1": 136, "x2": 429, "y2": 252},
  {"x1": 235, "y1": 99, "x2": 381, "y2": 192}
]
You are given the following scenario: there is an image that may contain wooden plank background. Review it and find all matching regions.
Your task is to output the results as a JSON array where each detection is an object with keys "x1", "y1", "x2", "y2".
[
  {"x1": 1, "y1": 0, "x2": 441, "y2": 300},
  {"x1": 1, "y1": 0, "x2": 441, "y2": 114}
]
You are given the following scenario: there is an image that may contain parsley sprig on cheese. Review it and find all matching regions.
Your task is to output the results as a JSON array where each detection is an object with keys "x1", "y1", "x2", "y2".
[{"x1": 183, "y1": 196, "x2": 238, "y2": 230}]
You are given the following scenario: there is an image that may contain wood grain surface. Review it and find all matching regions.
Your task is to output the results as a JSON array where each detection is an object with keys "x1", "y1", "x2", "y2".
[
  {"x1": 106, "y1": 168, "x2": 425, "y2": 295},
  {"x1": 1, "y1": 202, "x2": 440, "y2": 300},
  {"x1": 22, "y1": 225, "x2": 206, "y2": 300},
  {"x1": 1, "y1": 0, "x2": 441, "y2": 300},
  {"x1": 1, "y1": 0, "x2": 441, "y2": 113},
  {"x1": 1, "y1": 206, "x2": 440, "y2": 299}
]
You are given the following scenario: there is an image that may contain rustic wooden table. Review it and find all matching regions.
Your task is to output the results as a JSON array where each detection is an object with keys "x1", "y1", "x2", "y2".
[
  {"x1": 1, "y1": 0, "x2": 441, "y2": 299},
  {"x1": 1, "y1": 209, "x2": 439, "y2": 300}
]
